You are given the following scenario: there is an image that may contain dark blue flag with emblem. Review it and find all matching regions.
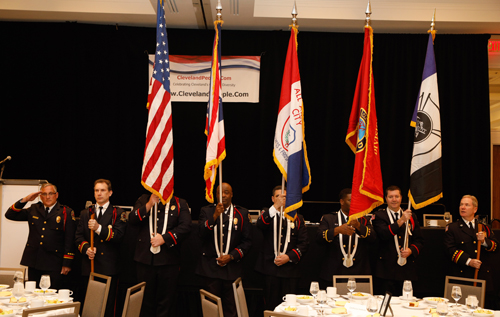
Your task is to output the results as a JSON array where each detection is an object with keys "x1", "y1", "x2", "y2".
[{"x1": 409, "y1": 32, "x2": 443, "y2": 209}]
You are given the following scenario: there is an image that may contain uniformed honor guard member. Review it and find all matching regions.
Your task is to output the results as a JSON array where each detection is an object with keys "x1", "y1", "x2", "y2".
[
  {"x1": 316, "y1": 188, "x2": 376, "y2": 289},
  {"x1": 371, "y1": 185, "x2": 424, "y2": 296},
  {"x1": 444, "y1": 195, "x2": 498, "y2": 306},
  {"x1": 196, "y1": 182, "x2": 252, "y2": 317},
  {"x1": 5, "y1": 183, "x2": 76, "y2": 290},
  {"x1": 75, "y1": 179, "x2": 126, "y2": 317},
  {"x1": 255, "y1": 185, "x2": 309, "y2": 311},
  {"x1": 129, "y1": 193, "x2": 192, "y2": 317}
]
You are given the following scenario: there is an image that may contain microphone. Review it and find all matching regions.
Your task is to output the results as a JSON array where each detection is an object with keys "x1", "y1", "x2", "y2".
[{"x1": 0, "y1": 156, "x2": 11, "y2": 164}]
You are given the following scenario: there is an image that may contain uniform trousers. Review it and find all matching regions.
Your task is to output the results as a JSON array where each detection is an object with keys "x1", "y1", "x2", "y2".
[
  {"x1": 28, "y1": 267, "x2": 65, "y2": 290},
  {"x1": 136, "y1": 262, "x2": 179, "y2": 317},
  {"x1": 202, "y1": 276, "x2": 237, "y2": 317},
  {"x1": 263, "y1": 275, "x2": 298, "y2": 311}
]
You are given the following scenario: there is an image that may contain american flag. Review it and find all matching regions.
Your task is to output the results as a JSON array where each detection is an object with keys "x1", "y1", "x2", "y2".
[
  {"x1": 141, "y1": 0, "x2": 174, "y2": 204},
  {"x1": 204, "y1": 21, "x2": 226, "y2": 203}
]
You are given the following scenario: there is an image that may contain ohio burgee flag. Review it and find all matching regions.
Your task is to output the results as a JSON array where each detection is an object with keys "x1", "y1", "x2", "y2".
[
  {"x1": 409, "y1": 32, "x2": 443, "y2": 209},
  {"x1": 273, "y1": 26, "x2": 311, "y2": 222},
  {"x1": 141, "y1": 0, "x2": 174, "y2": 204},
  {"x1": 204, "y1": 20, "x2": 226, "y2": 203},
  {"x1": 345, "y1": 26, "x2": 384, "y2": 221}
]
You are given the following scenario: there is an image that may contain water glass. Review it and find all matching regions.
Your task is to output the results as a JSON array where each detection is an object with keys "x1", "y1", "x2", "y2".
[
  {"x1": 12, "y1": 282, "x2": 24, "y2": 303},
  {"x1": 40, "y1": 275, "x2": 51, "y2": 297},
  {"x1": 310, "y1": 281, "x2": 319, "y2": 300},
  {"x1": 347, "y1": 278, "x2": 356, "y2": 299},
  {"x1": 437, "y1": 299, "x2": 449, "y2": 316},
  {"x1": 366, "y1": 296, "x2": 378, "y2": 316},
  {"x1": 402, "y1": 280, "x2": 413, "y2": 299},
  {"x1": 467, "y1": 295, "x2": 478, "y2": 310}
]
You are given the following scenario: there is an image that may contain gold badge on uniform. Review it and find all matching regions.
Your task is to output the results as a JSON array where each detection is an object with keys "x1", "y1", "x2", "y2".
[
  {"x1": 56, "y1": 216, "x2": 61, "y2": 223},
  {"x1": 234, "y1": 218, "x2": 238, "y2": 225},
  {"x1": 171, "y1": 205, "x2": 176, "y2": 211},
  {"x1": 291, "y1": 223, "x2": 295, "y2": 229}
]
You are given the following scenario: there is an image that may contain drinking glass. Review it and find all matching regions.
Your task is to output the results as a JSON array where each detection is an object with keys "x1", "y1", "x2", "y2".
[
  {"x1": 366, "y1": 297, "x2": 378, "y2": 316},
  {"x1": 40, "y1": 275, "x2": 51, "y2": 297},
  {"x1": 347, "y1": 278, "x2": 356, "y2": 299},
  {"x1": 437, "y1": 299, "x2": 449, "y2": 316},
  {"x1": 317, "y1": 290, "x2": 327, "y2": 315},
  {"x1": 402, "y1": 280, "x2": 413, "y2": 299},
  {"x1": 451, "y1": 286, "x2": 462, "y2": 316},
  {"x1": 310, "y1": 281, "x2": 319, "y2": 301},
  {"x1": 468, "y1": 295, "x2": 478, "y2": 310},
  {"x1": 444, "y1": 212, "x2": 451, "y2": 224},
  {"x1": 12, "y1": 282, "x2": 24, "y2": 303}
]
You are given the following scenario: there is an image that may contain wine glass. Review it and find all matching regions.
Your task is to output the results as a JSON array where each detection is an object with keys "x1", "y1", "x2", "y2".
[
  {"x1": 12, "y1": 282, "x2": 24, "y2": 303},
  {"x1": 402, "y1": 280, "x2": 413, "y2": 300},
  {"x1": 317, "y1": 290, "x2": 327, "y2": 315},
  {"x1": 366, "y1": 297, "x2": 378, "y2": 317},
  {"x1": 437, "y1": 299, "x2": 449, "y2": 316},
  {"x1": 444, "y1": 212, "x2": 451, "y2": 224},
  {"x1": 451, "y1": 286, "x2": 462, "y2": 315},
  {"x1": 310, "y1": 281, "x2": 319, "y2": 302},
  {"x1": 347, "y1": 278, "x2": 356, "y2": 299},
  {"x1": 40, "y1": 275, "x2": 51, "y2": 297}
]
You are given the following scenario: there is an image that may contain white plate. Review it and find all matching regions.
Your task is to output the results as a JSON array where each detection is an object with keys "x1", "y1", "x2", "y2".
[
  {"x1": 0, "y1": 313, "x2": 16, "y2": 317},
  {"x1": 327, "y1": 294, "x2": 340, "y2": 299},
  {"x1": 399, "y1": 296, "x2": 418, "y2": 301},
  {"x1": 423, "y1": 297, "x2": 450, "y2": 305},
  {"x1": 33, "y1": 289, "x2": 57, "y2": 295},
  {"x1": 330, "y1": 300, "x2": 349, "y2": 308},
  {"x1": 350, "y1": 292, "x2": 371, "y2": 300},
  {"x1": 277, "y1": 306, "x2": 299, "y2": 315},
  {"x1": 472, "y1": 310, "x2": 495, "y2": 317},
  {"x1": 4, "y1": 300, "x2": 29, "y2": 306},
  {"x1": 325, "y1": 310, "x2": 351, "y2": 316},
  {"x1": 390, "y1": 297, "x2": 401, "y2": 305},
  {"x1": 402, "y1": 302, "x2": 428, "y2": 310},
  {"x1": 45, "y1": 298, "x2": 73, "y2": 305},
  {"x1": 0, "y1": 285, "x2": 9, "y2": 291},
  {"x1": 296, "y1": 295, "x2": 314, "y2": 304}
]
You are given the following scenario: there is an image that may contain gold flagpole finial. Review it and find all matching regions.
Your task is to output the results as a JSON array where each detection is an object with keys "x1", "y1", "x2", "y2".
[
  {"x1": 291, "y1": 1, "x2": 298, "y2": 27},
  {"x1": 365, "y1": 0, "x2": 372, "y2": 26},
  {"x1": 216, "y1": 0, "x2": 222, "y2": 21},
  {"x1": 430, "y1": 9, "x2": 436, "y2": 31}
]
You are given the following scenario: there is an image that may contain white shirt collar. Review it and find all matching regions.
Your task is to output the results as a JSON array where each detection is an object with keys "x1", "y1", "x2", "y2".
[{"x1": 45, "y1": 202, "x2": 57, "y2": 213}]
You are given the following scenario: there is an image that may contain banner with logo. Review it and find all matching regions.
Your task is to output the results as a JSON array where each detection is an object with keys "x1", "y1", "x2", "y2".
[{"x1": 148, "y1": 55, "x2": 260, "y2": 103}]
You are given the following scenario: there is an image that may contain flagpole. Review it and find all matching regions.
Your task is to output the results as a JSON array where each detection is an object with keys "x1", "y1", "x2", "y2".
[
  {"x1": 278, "y1": 175, "x2": 285, "y2": 256},
  {"x1": 215, "y1": 0, "x2": 224, "y2": 257}
]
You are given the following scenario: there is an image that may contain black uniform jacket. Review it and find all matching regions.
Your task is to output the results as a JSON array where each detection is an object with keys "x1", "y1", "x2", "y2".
[
  {"x1": 443, "y1": 218, "x2": 498, "y2": 288},
  {"x1": 128, "y1": 194, "x2": 192, "y2": 266},
  {"x1": 316, "y1": 211, "x2": 376, "y2": 280},
  {"x1": 196, "y1": 204, "x2": 252, "y2": 281},
  {"x1": 75, "y1": 203, "x2": 126, "y2": 276},
  {"x1": 5, "y1": 200, "x2": 76, "y2": 271},
  {"x1": 255, "y1": 207, "x2": 308, "y2": 278},
  {"x1": 372, "y1": 208, "x2": 424, "y2": 281}
]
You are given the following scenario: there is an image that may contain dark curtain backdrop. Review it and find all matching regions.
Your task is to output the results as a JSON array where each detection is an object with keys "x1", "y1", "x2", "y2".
[{"x1": 0, "y1": 22, "x2": 490, "y2": 221}]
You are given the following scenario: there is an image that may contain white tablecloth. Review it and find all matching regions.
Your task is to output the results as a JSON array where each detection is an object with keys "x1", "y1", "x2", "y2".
[{"x1": 275, "y1": 295, "x2": 500, "y2": 317}]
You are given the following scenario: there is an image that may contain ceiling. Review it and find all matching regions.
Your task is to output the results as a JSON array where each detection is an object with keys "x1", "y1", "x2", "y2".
[{"x1": 1, "y1": 0, "x2": 500, "y2": 127}]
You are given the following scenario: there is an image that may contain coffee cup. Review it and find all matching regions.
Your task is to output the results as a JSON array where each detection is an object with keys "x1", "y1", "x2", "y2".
[
  {"x1": 282, "y1": 294, "x2": 296, "y2": 306},
  {"x1": 31, "y1": 298, "x2": 44, "y2": 308},
  {"x1": 327, "y1": 287, "x2": 337, "y2": 297},
  {"x1": 58, "y1": 289, "x2": 73, "y2": 300},
  {"x1": 25, "y1": 281, "x2": 36, "y2": 293}
]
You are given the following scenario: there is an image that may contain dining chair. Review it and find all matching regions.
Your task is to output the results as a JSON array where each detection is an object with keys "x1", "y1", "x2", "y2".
[
  {"x1": 0, "y1": 267, "x2": 27, "y2": 287},
  {"x1": 333, "y1": 275, "x2": 373, "y2": 295},
  {"x1": 263, "y1": 310, "x2": 292, "y2": 317},
  {"x1": 232, "y1": 277, "x2": 249, "y2": 317},
  {"x1": 121, "y1": 281, "x2": 146, "y2": 317},
  {"x1": 444, "y1": 275, "x2": 486, "y2": 307},
  {"x1": 22, "y1": 301, "x2": 81, "y2": 317},
  {"x1": 82, "y1": 272, "x2": 112, "y2": 317},
  {"x1": 200, "y1": 289, "x2": 224, "y2": 317}
]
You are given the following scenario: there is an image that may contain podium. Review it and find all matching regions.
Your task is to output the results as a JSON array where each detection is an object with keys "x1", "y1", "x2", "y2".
[{"x1": 0, "y1": 179, "x2": 47, "y2": 268}]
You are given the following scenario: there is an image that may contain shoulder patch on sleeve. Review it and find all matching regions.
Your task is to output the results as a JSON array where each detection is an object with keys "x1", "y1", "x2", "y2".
[{"x1": 120, "y1": 212, "x2": 128, "y2": 222}]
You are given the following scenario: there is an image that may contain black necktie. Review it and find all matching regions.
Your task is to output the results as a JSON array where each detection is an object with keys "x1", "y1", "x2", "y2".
[
  {"x1": 46, "y1": 207, "x2": 50, "y2": 215},
  {"x1": 395, "y1": 212, "x2": 399, "y2": 221},
  {"x1": 468, "y1": 221, "x2": 473, "y2": 229},
  {"x1": 97, "y1": 206, "x2": 103, "y2": 221}
]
